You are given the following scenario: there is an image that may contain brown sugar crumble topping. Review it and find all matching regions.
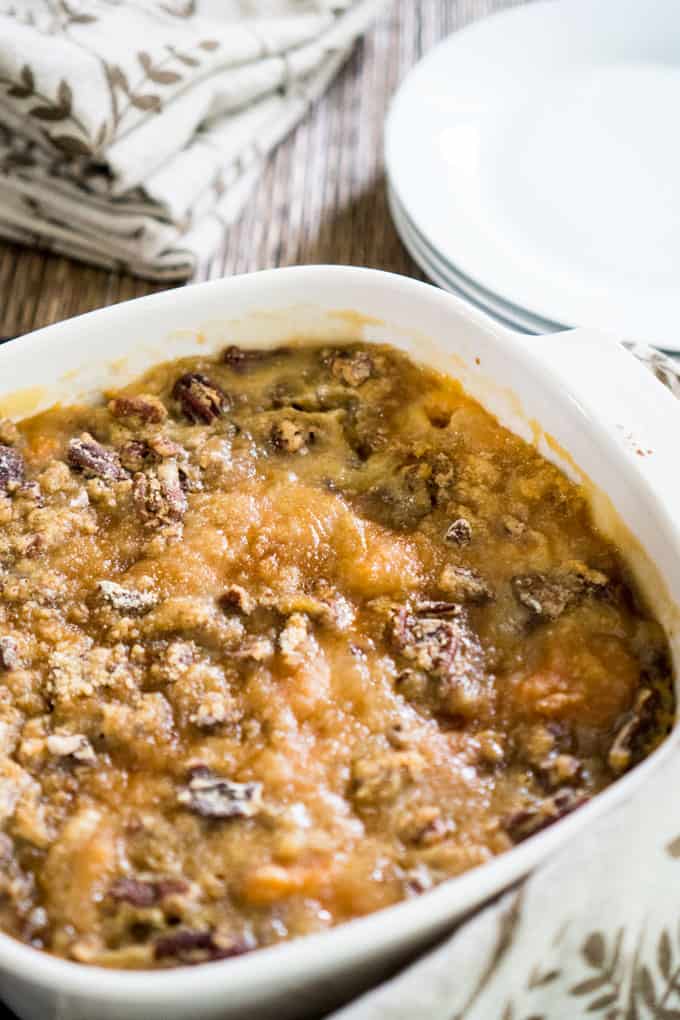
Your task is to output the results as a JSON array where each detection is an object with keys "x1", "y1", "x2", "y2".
[{"x1": 0, "y1": 341, "x2": 673, "y2": 969}]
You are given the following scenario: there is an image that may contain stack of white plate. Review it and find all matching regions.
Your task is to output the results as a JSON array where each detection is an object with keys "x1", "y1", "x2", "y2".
[{"x1": 385, "y1": 0, "x2": 680, "y2": 350}]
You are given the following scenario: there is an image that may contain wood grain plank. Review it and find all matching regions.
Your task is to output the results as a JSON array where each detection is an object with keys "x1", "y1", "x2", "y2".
[{"x1": 0, "y1": 0, "x2": 525, "y2": 338}]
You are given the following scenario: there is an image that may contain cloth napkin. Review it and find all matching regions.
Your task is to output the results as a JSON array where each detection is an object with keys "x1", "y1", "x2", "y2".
[
  {"x1": 0, "y1": 0, "x2": 383, "y2": 280},
  {"x1": 326, "y1": 344, "x2": 680, "y2": 1020}
]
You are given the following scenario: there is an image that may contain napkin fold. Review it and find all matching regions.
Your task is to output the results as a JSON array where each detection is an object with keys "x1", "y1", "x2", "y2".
[
  {"x1": 0, "y1": 0, "x2": 383, "y2": 279},
  {"x1": 326, "y1": 343, "x2": 680, "y2": 1020}
]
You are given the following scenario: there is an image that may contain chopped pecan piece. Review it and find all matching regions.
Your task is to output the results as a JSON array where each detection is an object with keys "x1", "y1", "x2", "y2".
[
  {"x1": 0, "y1": 444, "x2": 25, "y2": 493},
  {"x1": 512, "y1": 573, "x2": 576, "y2": 620},
  {"x1": 110, "y1": 876, "x2": 188, "y2": 908},
  {"x1": 404, "y1": 865, "x2": 435, "y2": 896},
  {"x1": 608, "y1": 688, "x2": 656, "y2": 774},
  {"x1": 428, "y1": 452, "x2": 456, "y2": 502},
  {"x1": 438, "y1": 564, "x2": 492, "y2": 603},
  {"x1": 262, "y1": 589, "x2": 353, "y2": 630},
  {"x1": 0, "y1": 420, "x2": 19, "y2": 446},
  {"x1": 538, "y1": 753, "x2": 583, "y2": 788},
  {"x1": 392, "y1": 606, "x2": 481, "y2": 679},
  {"x1": 270, "y1": 419, "x2": 307, "y2": 453},
  {"x1": 512, "y1": 566, "x2": 610, "y2": 621},
  {"x1": 392, "y1": 604, "x2": 488, "y2": 717},
  {"x1": 223, "y1": 345, "x2": 279, "y2": 372},
  {"x1": 189, "y1": 691, "x2": 239, "y2": 730},
  {"x1": 0, "y1": 636, "x2": 19, "y2": 671},
  {"x1": 503, "y1": 788, "x2": 589, "y2": 843},
  {"x1": 68, "y1": 435, "x2": 126, "y2": 482},
  {"x1": 119, "y1": 439, "x2": 151, "y2": 473},
  {"x1": 445, "y1": 518, "x2": 472, "y2": 545},
  {"x1": 109, "y1": 395, "x2": 167, "y2": 425},
  {"x1": 46, "y1": 733, "x2": 95, "y2": 764},
  {"x1": 330, "y1": 350, "x2": 373, "y2": 387},
  {"x1": 149, "y1": 435, "x2": 183, "y2": 459},
  {"x1": 502, "y1": 515, "x2": 526, "y2": 538},
  {"x1": 352, "y1": 750, "x2": 425, "y2": 805},
  {"x1": 398, "y1": 805, "x2": 453, "y2": 846},
  {"x1": 279, "y1": 613, "x2": 313, "y2": 664},
  {"x1": 133, "y1": 460, "x2": 187, "y2": 526},
  {"x1": 395, "y1": 668, "x2": 429, "y2": 700},
  {"x1": 570, "y1": 561, "x2": 610, "y2": 593},
  {"x1": 219, "y1": 585, "x2": 256, "y2": 615},
  {"x1": 412, "y1": 599, "x2": 460, "y2": 617},
  {"x1": 154, "y1": 929, "x2": 252, "y2": 964},
  {"x1": 234, "y1": 635, "x2": 275, "y2": 662},
  {"x1": 172, "y1": 373, "x2": 229, "y2": 424},
  {"x1": 177, "y1": 769, "x2": 263, "y2": 820},
  {"x1": 97, "y1": 580, "x2": 159, "y2": 615},
  {"x1": 119, "y1": 436, "x2": 182, "y2": 473}
]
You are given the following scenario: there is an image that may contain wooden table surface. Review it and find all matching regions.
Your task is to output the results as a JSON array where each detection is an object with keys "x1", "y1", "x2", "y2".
[{"x1": 0, "y1": 0, "x2": 524, "y2": 339}]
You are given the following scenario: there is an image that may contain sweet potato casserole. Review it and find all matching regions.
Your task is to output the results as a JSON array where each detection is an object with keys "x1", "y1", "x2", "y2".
[{"x1": 0, "y1": 342, "x2": 673, "y2": 968}]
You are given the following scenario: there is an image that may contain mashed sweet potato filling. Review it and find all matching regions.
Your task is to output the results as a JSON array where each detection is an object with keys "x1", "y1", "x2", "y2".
[{"x1": 0, "y1": 342, "x2": 672, "y2": 968}]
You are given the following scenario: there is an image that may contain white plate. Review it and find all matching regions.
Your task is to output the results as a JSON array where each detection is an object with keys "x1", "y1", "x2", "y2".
[
  {"x1": 390, "y1": 196, "x2": 540, "y2": 333},
  {"x1": 388, "y1": 187, "x2": 562, "y2": 334},
  {"x1": 385, "y1": 0, "x2": 680, "y2": 350}
]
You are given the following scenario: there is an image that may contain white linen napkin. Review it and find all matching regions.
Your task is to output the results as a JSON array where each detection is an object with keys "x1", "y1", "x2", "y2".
[
  {"x1": 0, "y1": 0, "x2": 384, "y2": 280},
  {"x1": 326, "y1": 344, "x2": 680, "y2": 1020}
]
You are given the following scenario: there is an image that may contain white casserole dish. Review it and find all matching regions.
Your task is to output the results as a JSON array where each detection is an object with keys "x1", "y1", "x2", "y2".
[{"x1": 0, "y1": 266, "x2": 678, "y2": 1020}]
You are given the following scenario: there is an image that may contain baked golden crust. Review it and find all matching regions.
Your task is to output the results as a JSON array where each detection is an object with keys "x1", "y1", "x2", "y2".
[{"x1": 0, "y1": 342, "x2": 672, "y2": 968}]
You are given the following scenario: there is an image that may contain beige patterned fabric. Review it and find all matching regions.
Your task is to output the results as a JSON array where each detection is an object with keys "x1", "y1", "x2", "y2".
[{"x1": 0, "y1": 0, "x2": 384, "y2": 280}]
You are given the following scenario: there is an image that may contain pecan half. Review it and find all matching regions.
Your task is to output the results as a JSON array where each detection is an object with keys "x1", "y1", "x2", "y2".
[
  {"x1": 97, "y1": 580, "x2": 159, "y2": 615},
  {"x1": 110, "y1": 876, "x2": 188, "y2": 908},
  {"x1": 503, "y1": 788, "x2": 589, "y2": 843},
  {"x1": 68, "y1": 435, "x2": 126, "y2": 482},
  {"x1": 172, "y1": 373, "x2": 230, "y2": 424},
  {"x1": 109, "y1": 395, "x2": 167, "y2": 425},
  {"x1": 0, "y1": 444, "x2": 25, "y2": 493},
  {"x1": 177, "y1": 769, "x2": 263, "y2": 820}
]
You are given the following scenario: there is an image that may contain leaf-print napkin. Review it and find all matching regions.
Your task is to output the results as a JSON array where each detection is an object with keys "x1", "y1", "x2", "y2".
[
  {"x1": 0, "y1": 0, "x2": 383, "y2": 280},
  {"x1": 323, "y1": 344, "x2": 680, "y2": 1020}
]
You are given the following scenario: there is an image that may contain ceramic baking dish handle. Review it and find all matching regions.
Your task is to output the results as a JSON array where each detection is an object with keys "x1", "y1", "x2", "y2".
[{"x1": 517, "y1": 326, "x2": 680, "y2": 584}]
